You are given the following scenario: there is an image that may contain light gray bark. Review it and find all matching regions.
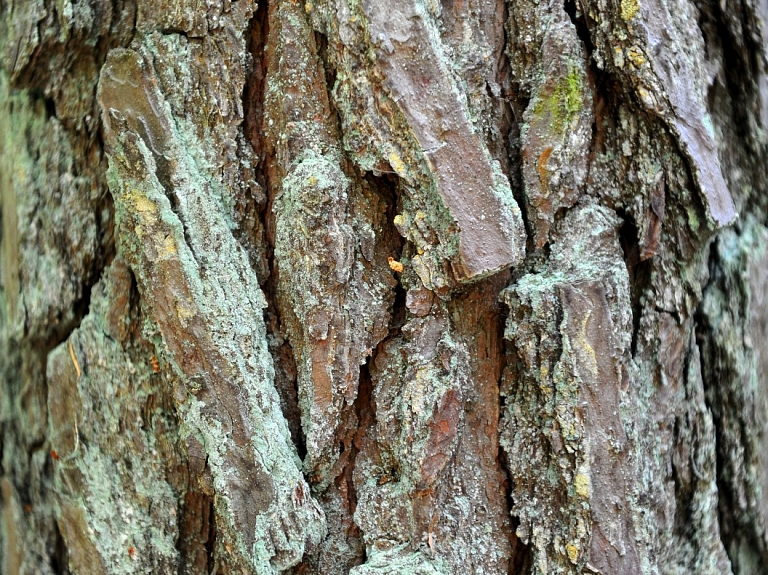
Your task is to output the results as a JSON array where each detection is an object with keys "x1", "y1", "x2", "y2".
[{"x1": 2, "y1": 0, "x2": 768, "y2": 573}]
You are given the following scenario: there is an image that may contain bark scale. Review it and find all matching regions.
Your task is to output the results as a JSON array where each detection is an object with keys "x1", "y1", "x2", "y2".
[{"x1": 1, "y1": 0, "x2": 768, "y2": 573}]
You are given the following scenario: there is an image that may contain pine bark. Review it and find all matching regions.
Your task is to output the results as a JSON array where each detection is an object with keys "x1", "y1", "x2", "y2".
[{"x1": 1, "y1": 0, "x2": 768, "y2": 573}]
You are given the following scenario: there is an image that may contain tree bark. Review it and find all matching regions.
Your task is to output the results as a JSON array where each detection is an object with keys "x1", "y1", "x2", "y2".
[{"x1": 1, "y1": 0, "x2": 768, "y2": 573}]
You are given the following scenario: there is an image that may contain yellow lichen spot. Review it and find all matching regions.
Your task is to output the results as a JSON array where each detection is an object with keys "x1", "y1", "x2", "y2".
[
  {"x1": 621, "y1": 0, "x2": 640, "y2": 20},
  {"x1": 388, "y1": 149, "x2": 407, "y2": 177},
  {"x1": 176, "y1": 301, "x2": 196, "y2": 322},
  {"x1": 159, "y1": 234, "x2": 177, "y2": 258},
  {"x1": 131, "y1": 192, "x2": 157, "y2": 214},
  {"x1": 411, "y1": 254, "x2": 433, "y2": 289},
  {"x1": 411, "y1": 367, "x2": 431, "y2": 414},
  {"x1": 306, "y1": 175, "x2": 318, "y2": 186},
  {"x1": 388, "y1": 256, "x2": 404, "y2": 273},
  {"x1": 393, "y1": 214, "x2": 406, "y2": 228},
  {"x1": 414, "y1": 211, "x2": 426, "y2": 221},
  {"x1": 126, "y1": 191, "x2": 159, "y2": 226},
  {"x1": 627, "y1": 46, "x2": 646, "y2": 67},
  {"x1": 540, "y1": 365, "x2": 550, "y2": 379},
  {"x1": 566, "y1": 543, "x2": 579, "y2": 563},
  {"x1": 577, "y1": 310, "x2": 598, "y2": 377},
  {"x1": 304, "y1": 1, "x2": 313, "y2": 11},
  {"x1": 636, "y1": 85, "x2": 657, "y2": 109},
  {"x1": 574, "y1": 473, "x2": 591, "y2": 498}
]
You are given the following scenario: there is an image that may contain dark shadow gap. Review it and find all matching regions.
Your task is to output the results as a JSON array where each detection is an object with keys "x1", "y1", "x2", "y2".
[{"x1": 616, "y1": 209, "x2": 652, "y2": 357}]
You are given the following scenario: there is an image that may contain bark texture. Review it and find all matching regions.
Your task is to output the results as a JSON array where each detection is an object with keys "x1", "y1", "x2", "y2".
[{"x1": 2, "y1": 0, "x2": 768, "y2": 573}]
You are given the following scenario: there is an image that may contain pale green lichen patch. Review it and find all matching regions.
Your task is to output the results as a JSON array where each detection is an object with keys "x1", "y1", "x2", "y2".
[
  {"x1": 698, "y1": 217, "x2": 768, "y2": 572},
  {"x1": 98, "y1": 42, "x2": 326, "y2": 572},
  {"x1": 350, "y1": 543, "x2": 449, "y2": 574},
  {"x1": 46, "y1": 261, "x2": 181, "y2": 574},
  {"x1": 499, "y1": 203, "x2": 637, "y2": 574},
  {"x1": 370, "y1": 308, "x2": 466, "y2": 489},
  {"x1": 272, "y1": 149, "x2": 393, "y2": 488},
  {"x1": 263, "y1": 0, "x2": 395, "y2": 494},
  {"x1": 0, "y1": 71, "x2": 101, "y2": 340},
  {"x1": 346, "y1": 287, "x2": 510, "y2": 570}
]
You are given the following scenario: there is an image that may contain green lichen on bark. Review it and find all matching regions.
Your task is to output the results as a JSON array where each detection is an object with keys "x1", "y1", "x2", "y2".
[
  {"x1": 350, "y1": 544, "x2": 449, "y2": 574},
  {"x1": 0, "y1": 41, "x2": 114, "y2": 570},
  {"x1": 530, "y1": 64, "x2": 584, "y2": 136},
  {"x1": 0, "y1": 71, "x2": 104, "y2": 342},
  {"x1": 3, "y1": 0, "x2": 768, "y2": 572},
  {"x1": 699, "y1": 216, "x2": 768, "y2": 573},
  {"x1": 500, "y1": 203, "x2": 639, "y2": 574},
  {"x1": 263, "y1": 0, "x2": 394, "y2": 492},
  {"x1": 98, "y1": 44, "x2": 325, "y2": 573},
  {"x1": 511, "y1": 0, "x2": 593, "y2": 249},
  {"x1": 47, "y1": 260, "x2": 182, "y2": 574}
]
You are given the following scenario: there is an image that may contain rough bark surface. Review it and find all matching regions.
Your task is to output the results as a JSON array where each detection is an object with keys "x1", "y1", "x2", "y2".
[{"x1": 2, "y1": 0, "x2": 768, "y2": 573}]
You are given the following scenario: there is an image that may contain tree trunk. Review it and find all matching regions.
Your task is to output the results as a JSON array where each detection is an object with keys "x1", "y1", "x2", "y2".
[{"x1": 1, "y1": 0, "x2": 768, "y2": 573}]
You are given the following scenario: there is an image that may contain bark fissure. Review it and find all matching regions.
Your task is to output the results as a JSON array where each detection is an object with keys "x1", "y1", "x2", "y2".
[
  {"x1": 245, "y1": 0, "x2": 306, "y2": 458},
  {"x1": 696, "y1": 227, "x2": 768, "y2": 572}
]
